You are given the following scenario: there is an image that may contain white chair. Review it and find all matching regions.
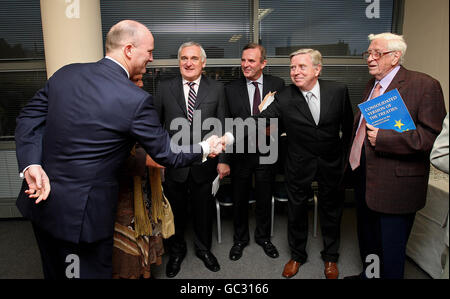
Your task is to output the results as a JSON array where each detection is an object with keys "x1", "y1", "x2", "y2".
[
  {"x1": 271, "y1": 176, "x2": 318, "y2": 238},
  {"x1": 215, "y1": 177, "x2": 275, "y2": 243}
]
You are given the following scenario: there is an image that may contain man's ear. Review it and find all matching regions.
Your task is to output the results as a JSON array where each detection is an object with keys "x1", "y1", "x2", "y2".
[
  {"x1": 123, "y1": 44, "x2": 133, "y2": 59},
  {"x1": 261, "y1": 59, "x2": 267, "y2": 70},
  {"x1": 315, "y1": 64, "x2": 322, "y2": 77},
  {"x1": 392, "y1": 51, "x2": 401, "y2": 66}
]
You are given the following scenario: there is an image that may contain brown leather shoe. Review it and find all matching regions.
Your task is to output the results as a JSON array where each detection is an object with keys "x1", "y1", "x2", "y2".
[
  {"x1": 282, "y1": 259, "x2": 301, "y2": 278},
  {"x1": 324, "y1": 262, "x2": 339, "y2": 279}
]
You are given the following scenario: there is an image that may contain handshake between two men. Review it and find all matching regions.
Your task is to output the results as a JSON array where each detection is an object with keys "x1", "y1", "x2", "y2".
[
  {"x1": 205, "y1": 132, "x2": 234, "y2": 158},
  {"x1": 22, "y1": 132, "x2": 234, "y2": 205}
]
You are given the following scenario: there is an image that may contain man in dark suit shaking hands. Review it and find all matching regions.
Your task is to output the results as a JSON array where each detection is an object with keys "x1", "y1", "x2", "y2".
[
  {"x1": 224, "y1": 43, "x2": 284, "y2": 261},
  {"x1": 154, "y1": 42, "x2": 228, "y2": 277},
  {"x1": 15, "y1": 20, "x2": 224, "y2": 279},
  {"x1": 257, "y1": 49, "x2": 353, "y2": 279}
]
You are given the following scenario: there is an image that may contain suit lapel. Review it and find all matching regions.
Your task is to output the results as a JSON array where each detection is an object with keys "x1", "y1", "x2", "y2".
[
  {"x1": 385, "y1": 65, "x2": 407, "y2": 95},
  {"x1": 318, "y1": 80, "x2": 331, "y2": 125},
  {"x1": 354, "y1": 66, "x2": 407, "y2": 123},
  {"x1": 291, "y1": 86, "x2": 316, "y2": 124},
  {"x1": 195, "y1": 75, "x2": 209, "y2": 109},
  {"x1": 170, "y1": 76, "x2": 187, "y2": 118},
  {"x1": 262, "y1": 75, "x2": 272, "y2": 98},
  {"x1": 238, "y1": 78, "x2": 251, "y2": 116}
]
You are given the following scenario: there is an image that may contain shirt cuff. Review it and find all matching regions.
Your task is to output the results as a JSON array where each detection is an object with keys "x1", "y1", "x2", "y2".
[
  {"x1": 199, "y1": 141, "x2": 209, "y2": 163},
  {"x1": 19, "y1": 164, "x2": 40, "y2": 178}
]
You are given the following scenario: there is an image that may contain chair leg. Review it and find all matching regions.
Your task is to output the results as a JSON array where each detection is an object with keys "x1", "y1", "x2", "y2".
[
  {"x1": 313, "y1": 191, "x2": 318, "y2": 238},
  {"x1": 215, "y1": 198, "x2": 222, "y2": 243},
  {"x1": 271, "y1": 196, "x2": 275, "y2": 237}
]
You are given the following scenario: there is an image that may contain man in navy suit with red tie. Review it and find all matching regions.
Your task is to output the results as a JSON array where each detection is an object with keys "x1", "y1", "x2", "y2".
[{"x1": 15, "y1": 20, "x2": 223, "y2": 279}]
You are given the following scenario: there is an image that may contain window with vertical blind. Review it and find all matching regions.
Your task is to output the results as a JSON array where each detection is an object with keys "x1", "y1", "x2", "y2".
[
  {"x1": 0, "y1": 0, "x2": 403, "y2": 216},
  {"x1": 0, "y1": 0, "x2": 403, "y2": 138},
  {"x1": 0, "y1": 0, "x2": 45, "y2": 59},
  {"x1": 100, "y1": 0, "x2": 252, "y2": 59},
  {"x1": 259, "y1": 0, "x2": 395, "y2": 57}
]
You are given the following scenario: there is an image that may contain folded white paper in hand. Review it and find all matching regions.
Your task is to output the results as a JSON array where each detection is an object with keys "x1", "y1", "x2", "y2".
[
  {"x1": 223, "y1": 131, "x2": 235, "y2": 145},
  {"x1": 212, "y1": 174, "x2": 220, "y2": 196},
  {"x1": 259, "y1": 91, "x2": 276, "y2": 112}
]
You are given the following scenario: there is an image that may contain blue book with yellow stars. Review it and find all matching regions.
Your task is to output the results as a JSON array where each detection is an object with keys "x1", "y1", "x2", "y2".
[{"x1": 358, "y1": 88, "x2": 416, "y2": 132}]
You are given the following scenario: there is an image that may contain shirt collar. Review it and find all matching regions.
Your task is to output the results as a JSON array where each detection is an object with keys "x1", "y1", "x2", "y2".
[
  {"x1": 301, "y1": 80, "x2": 320, "y2": 99},
  {"x1": 105, "y1": 56, "x2": 130, "y2": 79},
  {"x1": 183, "y1": 76, "x2": 202, "y2": 87},
  {"x1": 246, "y1": 74, "x2": 264, "y2": 86},
  {"x1": 376, "y1": 65, "x2": 401, "y2": 91}
]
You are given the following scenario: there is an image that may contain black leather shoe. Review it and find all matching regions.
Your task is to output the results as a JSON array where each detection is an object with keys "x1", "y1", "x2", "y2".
[
  {"x1": 196, "y1": 251, "x2": 220, "y2": 272},
  {"x1": 258, "y1": 241, "x2": 279, "y2": 258},
  {"x1": 229, "y1": 242, "x2": 247, "y2": 261},
  {"x1": 166, "y1": 255, "x2": 184, "y2": 278}
]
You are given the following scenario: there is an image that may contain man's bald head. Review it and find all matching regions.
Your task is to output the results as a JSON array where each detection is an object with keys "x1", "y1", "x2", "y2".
[
  {"x1": 104, "y1": 20, "x2": 154, "y2": 77},
  {"x1": 105, "y1": 20, "x2": 151, "y2": 54}
]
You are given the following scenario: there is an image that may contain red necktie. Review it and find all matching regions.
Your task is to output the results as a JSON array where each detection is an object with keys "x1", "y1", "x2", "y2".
[
  {"x1": 252, "y1": 82, "x2": 261, "y2": 115},
  {"x1": 349, "y1": 83, "x2": 381, "y2": 170}
]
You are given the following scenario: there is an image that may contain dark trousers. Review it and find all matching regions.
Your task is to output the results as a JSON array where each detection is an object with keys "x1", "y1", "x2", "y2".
[
  {"x1": 286, "y1": 173, "x2": 344, "y2": 264},
  {"x1": 32, "y1": 223, "x2": 113, "y2": 279},
  {"x1": 353, "y1": 150, "x2": 416, "y2": 279},
  {"x1": 231, "y1": 157, "x2": 274, "y2": 245},
  {"x1": 163, "y1": 173, "x2": 213, "y2": 257}
]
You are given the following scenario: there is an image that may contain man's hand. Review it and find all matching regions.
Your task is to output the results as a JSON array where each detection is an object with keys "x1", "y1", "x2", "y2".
[
  {"x1": 24, "y1": 165, "x2": 51, "y2": 204},
  {"x1": 217, "y1": 163, "x2": 230, "y2": 179},
  {"x1": 366, "y1": 124, "x2": 379, "y2": 147},
  {"x1": 265, "y1": 123, "x2": 277, "y2": 136},
  {"x1": 206, "y1": 135, "x2": 225, "y2": 158},
  {"x1": 146, "y1": 155, "x2": 165, "y2": 169}
]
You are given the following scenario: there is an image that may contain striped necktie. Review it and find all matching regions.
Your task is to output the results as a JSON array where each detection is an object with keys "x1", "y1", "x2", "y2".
[{"x1": 187, "y1": 82, "x2": 196, "y2": 124}]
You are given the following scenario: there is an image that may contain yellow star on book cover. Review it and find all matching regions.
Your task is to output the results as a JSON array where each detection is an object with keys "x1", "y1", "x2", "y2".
[{"x1": 394, "y1": 119, "x2": 405, "y2": 130}]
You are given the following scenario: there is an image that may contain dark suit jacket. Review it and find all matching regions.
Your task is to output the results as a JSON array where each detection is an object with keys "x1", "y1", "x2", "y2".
[
  {"x1": 350, "y1": 66, "x2": 446, "y2": 214},
  {"x1": 15, "y1": 58, "x2": 202, "y2": 244},
  {"x1": 259, "y1": 79, "x2": 354, "y2": 188},
  {"x1": 225, "y1": 74, "x2": 285, "y2": 167},
  {"x1": 154, "y1": 75, "x2": 227, "y2": 184}
]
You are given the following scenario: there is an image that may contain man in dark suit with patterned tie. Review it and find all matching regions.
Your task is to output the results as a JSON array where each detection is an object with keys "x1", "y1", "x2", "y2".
[
  {"x1": 346, "y1": 33, "x2": 446, "y2": 279},
  {"x1": 257, "y1": 48, "x2": 354, "y2": 279},
  {"x1": 154, "y1": 41, "x2": 228, "y2": 277},
  {"x1": 224, "y1": 43, "x2": 284, "y2": 261},
  {"x1": 14, "y1": 21, "x2": 224, "y2": 279}
]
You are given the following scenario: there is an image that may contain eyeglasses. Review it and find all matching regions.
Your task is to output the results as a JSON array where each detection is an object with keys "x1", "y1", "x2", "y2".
[{"x1": 362, "y1": 50, "x2": 394, "y2": 60}]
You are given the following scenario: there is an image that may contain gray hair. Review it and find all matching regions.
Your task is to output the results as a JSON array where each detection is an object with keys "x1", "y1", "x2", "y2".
[
  {"x1": 177, "y1": 41, "x2": 207, "y2": 62},
  {"x1": 289, "y1": 48, "x2": 323, "y2": 67},
  {"x1": 368, "y1": 33, "x2": 407, "y2": 64},
  {"x1": 105, "y1": 20, "x2": 146, "y2": 53}
]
